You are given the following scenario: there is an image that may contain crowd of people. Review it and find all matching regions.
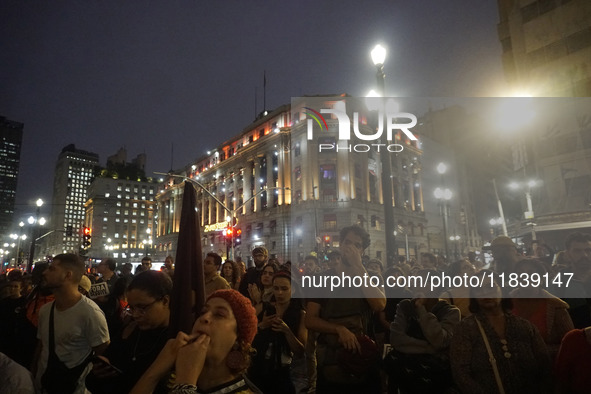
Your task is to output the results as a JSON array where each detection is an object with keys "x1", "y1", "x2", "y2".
[{"x1": 0, "y1": 227, "x2": 590, "y2": 393}]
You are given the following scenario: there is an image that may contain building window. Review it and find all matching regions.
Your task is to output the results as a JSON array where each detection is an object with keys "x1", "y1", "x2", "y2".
[
  {"x1": 295, "y1": 143, "x2": 301, "y2": 157},
  {"x1": 318, "y1": 137, "x2": 336, "y2": 153},
  {"x1": 323, "y1": 214, "x2": 337, "y2": 231},
  {"x1": 319, "y1": 164, "x2": 336, "y2": 183},
  {"x1": 295, "y1": 166, "x2": 301, "y2": 181},
  {"x1": 323, "y1": 188, "x2": 337, "y2": 202}
]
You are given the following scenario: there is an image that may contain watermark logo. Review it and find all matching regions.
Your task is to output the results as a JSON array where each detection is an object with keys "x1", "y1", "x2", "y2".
[
  {"x1": 303, "y1": 101, "x2": 418, "y2": 153},
  {"x1": 303, "y1": 107, "x2": 328, "y2": 132}
]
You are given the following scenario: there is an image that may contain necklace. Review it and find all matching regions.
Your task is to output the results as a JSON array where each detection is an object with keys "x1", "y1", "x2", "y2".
[
  {"x1": 500, "y1": 339, "x2": 511, "y2": 359},
  {"x1": 131, "y1": 326, "x2": 168, "y2": 362}
]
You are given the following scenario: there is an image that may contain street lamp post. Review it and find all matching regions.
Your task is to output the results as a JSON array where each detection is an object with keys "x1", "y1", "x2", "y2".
[
  {"x1": 312, "y1": 186, "x2": 319, "y2": 254},
  {"x1": 434, "y1": 164, "x2": 451, "y2": 260},
  {"x1": 27, "y1": 199, "x2": 44, "y2": 273},
  {"x1": 509, "y1": 179, "x2": 538, "y2": 240},
  {"x1": 144, "y1": 228, "x2": 153, "y2": 257},
  {"x1": 371, "y1": 44, "x2": 397, "y2": 265},
  {"x1": 157, "y1": 172, "x2": 290, "y2": 260},
  {"x1": 449, "y1": 235, "x2": 461, "y2": 260}
]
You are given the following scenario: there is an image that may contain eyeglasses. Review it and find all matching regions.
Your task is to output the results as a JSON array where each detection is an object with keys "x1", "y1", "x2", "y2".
[{"x1": 125, "y1": 298, "x2": 161, "y2": 316}]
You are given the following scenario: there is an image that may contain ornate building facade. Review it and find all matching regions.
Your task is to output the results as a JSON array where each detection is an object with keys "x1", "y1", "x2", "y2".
[{"x1": 156, "y1": 97, "x2": 427, "y2": 265}]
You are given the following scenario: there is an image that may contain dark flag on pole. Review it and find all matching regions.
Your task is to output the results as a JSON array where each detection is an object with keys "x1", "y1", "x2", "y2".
[{"x1": 168, "y1": 181, "x2": 205, "y2": 337}]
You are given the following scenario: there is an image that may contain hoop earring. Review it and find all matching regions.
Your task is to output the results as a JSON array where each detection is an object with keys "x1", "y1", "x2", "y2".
[{"x1": 226, "y1": 342, "x2": 247, "y2": 371}]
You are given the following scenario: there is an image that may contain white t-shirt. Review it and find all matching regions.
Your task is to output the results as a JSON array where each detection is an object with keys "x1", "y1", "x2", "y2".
[
  {"x1": 0, "y1": 352, "x2": 35, "y2": 394},
  {"x1": 36, "y1": 296, "x2": 109, "y2": 394}
]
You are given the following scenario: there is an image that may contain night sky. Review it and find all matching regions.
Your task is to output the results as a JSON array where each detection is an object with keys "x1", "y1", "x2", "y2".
[{"x1": 0, "y1": 1, "x2": 507, "y2": 220}]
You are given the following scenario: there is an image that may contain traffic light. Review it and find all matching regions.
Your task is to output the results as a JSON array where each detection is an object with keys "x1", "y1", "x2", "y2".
[
  {"x1": 234, "y1": 228, "x2": 242, "y2": 247},
  {"x1": 83, "y1": 227, "x2": 91, "y2": 248},
  {"x1": 323, "y1": 235, "x2": 331, "y2": 248},
  {"x1": 224, "y1": 227, "x2": 233, "y2": 247}
]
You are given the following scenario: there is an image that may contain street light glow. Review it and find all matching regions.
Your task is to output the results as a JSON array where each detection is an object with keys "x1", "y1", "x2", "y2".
[
  {"x1": 371, "y1": 44, "x2": 387, "y2": 65},
  {"x1": 495, "y1": 97, "x2": 535, "y2": 131},
  {"x1": 38, "y1": 217, "x2": 46, "y2": 226},
  {"x1": 28, "y1": 216, "x2": 35, "y2": 224},
  {"x1": 366, "y1": 89, "x2": 380, "y2": 98},
  {"x1": 36, "y1": 198, "x2": 44, "y2": 207},
  {"x1": 436, "y1": 162, "x2": 447, "y2": 174}
]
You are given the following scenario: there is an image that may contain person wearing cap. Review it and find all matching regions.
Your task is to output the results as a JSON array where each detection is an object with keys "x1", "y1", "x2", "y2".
[
  {"x1": 130, "y1": 289, "x2": 260, "y2": 394},
  {"x1": 78, "y1": 275, "x2": 92, "y2": 296},
  {"x1": 239, "y1": 246, "x2": 268, "y2": 299},
  {"x1": 489, "y1": 236, "x2": 521, "y2": 275}
]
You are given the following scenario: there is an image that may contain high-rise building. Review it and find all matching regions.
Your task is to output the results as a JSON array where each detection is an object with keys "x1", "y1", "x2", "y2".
[
  {"x1": 497, "y1": 0, "x2": 591, "y2": 96},
  {"x1": 0, "y1": 116, "x2": 23, "y2": 238},
  {"x1": 84, "y1": 149, "x2": 157, "y2": 263},
  {"x1": 156, "y1": 98, "x2": 427, "y2": 265},
  {"x1": 46, "y1": 144, "x2": 99, "y2": 256}
]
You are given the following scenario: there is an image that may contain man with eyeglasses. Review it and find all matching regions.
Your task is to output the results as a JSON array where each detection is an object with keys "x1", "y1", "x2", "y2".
[
  {"x1": 140, "y1": 256, "x2": 152, "y2": 271},
  {"x1": 239, "y1": 246, "x2": 268, "y2": 298}
]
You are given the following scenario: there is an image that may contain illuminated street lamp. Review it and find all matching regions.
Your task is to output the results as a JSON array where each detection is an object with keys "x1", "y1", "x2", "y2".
[
  {"x1": 369, "y1": 43, "x2": 397, "y2": 264},
  {"x1": 27, "y1": 198, "x2": 45, "y2": 273},
  {"x1": 449, "y1": 235, "x2": 461, "y2": 260},
  {"x1": 509, "y1": 179, "x2": 538, "y2": 240}
]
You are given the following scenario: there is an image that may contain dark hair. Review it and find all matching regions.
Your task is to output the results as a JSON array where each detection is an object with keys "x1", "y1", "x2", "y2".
[
  {"x1": 53, "y1": 253, "x2": 85, "y2": 282},
  {"x1": 31, "y1": 263, "x2": 49, "y2": 286},
  {"x1": 6, "y1": 269, "x2": 24, "y2": 282},
  {"x1": 565, "y1": 232, "x2": 591, "y2": 250},
  {"x1": 327, "y1": 251, "x2": 341, "y2": 260},
  {"x1": 515, "y1": 258, "x2": 547, "y2": 276},
  {"x1": 447, "y1": 260, "x2": 467, "y2": 277},
  {"x1": 339, "y1": 225, "x2": 370, "y2": 250},
  {"x1": 127, "y1": 270, "x2": 172, "y2": 299},
  {"x1": 263, "y1": 262, "x2": 279, "y2": 273},
  {"x1": 271, "y1": 270, "x2": 303, "y2": 309},
  {"x1": 206, "y1": 252, "x2": 222, "y2": 267},
  {"x1": 272, "y1": 269, "x2": 292, "y2": 283},
  {"x1": 141, "y1": 256, "x2": 152, "y2": 263},
  {"x1": 421, "y1": 253, "x2": 437, "y2": 267},
  {"x1": 222, "y1": 260, "x2": 240, "y2": 285},
  {"x1": 367, "y1": 259, "x2": 383, "y2": 272},
  {"x1": 102, "y1": 258, "x2": 116, "y2": 271},
  {"x1": 304, "y1": 255, "x2": 319, "y2": 265},
  {"x1": 468, "y1": 271, "x2": 513, "y2": 314}
]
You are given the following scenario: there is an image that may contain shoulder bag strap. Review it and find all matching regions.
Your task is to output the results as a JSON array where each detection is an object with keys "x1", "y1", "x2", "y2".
[
  {"x1": 48, "y1": 302, "x2": 56, "y2": 356},
  {"x1": 475, "y1": 318, "x2": 505, "y2": 394}
]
